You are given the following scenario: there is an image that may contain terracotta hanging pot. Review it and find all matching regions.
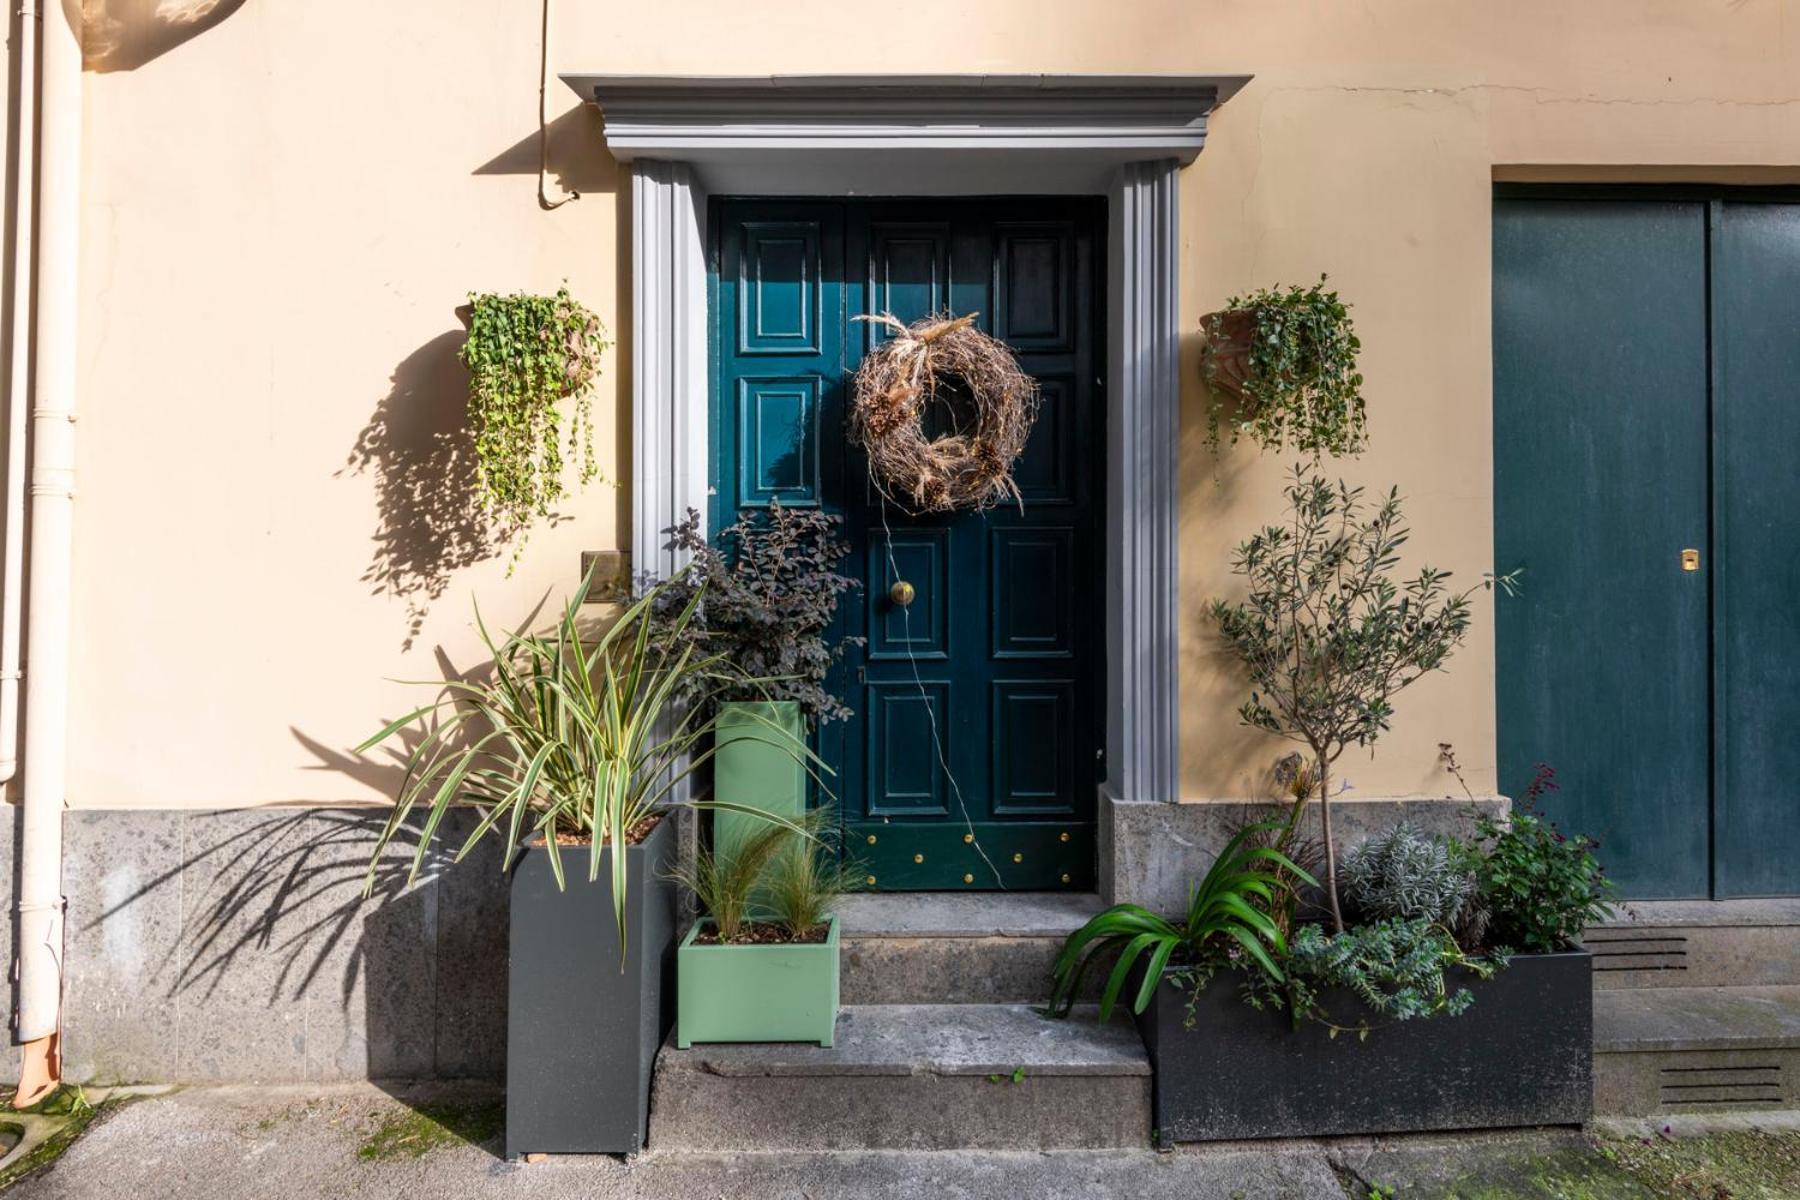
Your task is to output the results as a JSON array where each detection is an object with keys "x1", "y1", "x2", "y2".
[{"x1": 1200, "y1": 308, "x2": 1257, "y2": 399}]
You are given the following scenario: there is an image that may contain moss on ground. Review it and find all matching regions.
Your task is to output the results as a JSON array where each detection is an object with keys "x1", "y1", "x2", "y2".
[
  {"x1": 356, "y1": 1098, "x2": 505, "y2": 1162},
  {"x1": 0, "y1": 1086, "x2": 135, "y2": 1192},
  {"x1": 1598, "y1": 1129, "x2": 1800, "y2": 1200},
  {"x1": 1347, "y1": 1129, "x2": 1800, "y2": 1199}
]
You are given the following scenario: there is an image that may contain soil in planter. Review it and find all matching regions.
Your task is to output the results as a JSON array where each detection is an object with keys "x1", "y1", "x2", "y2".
[
  {"x1": 692, "y1": 921, "x2": 830, "y2": 947},
  {"x1": 549, "y1": 810, "x2": 666, "y2": 847}
]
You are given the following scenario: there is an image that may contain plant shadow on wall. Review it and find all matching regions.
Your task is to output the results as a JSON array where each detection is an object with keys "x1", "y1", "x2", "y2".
[
  {"x1": 80, "y1": 804, "x2": 511, "y2": 1107},
  {"x1": 82, "y1": 0, "x2": 251, "y2": 73},
  {"x1": 342, "y1": 331, "x2": 518, "y2": 651},
  {"x1": 344, "y1": 285, "x2": 610, "y2": 650}
]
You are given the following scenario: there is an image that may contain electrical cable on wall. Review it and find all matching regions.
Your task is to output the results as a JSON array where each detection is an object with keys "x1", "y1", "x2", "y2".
[{"x1": 538, "y1": 0, "x2": 579, "y2": 210}]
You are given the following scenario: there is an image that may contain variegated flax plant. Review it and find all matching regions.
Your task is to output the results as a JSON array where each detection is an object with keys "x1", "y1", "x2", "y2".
[{"x1": 358, "y1": 567, "x2": 820, "y2": 961}]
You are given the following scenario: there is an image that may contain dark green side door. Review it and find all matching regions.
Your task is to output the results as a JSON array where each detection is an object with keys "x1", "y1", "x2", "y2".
[
  {"x1": 1494, "y1": 190, "x2": 1800, "y2": 899},
  {"x1": 713, "y1": 198, "x2": 1105, "y2": 891}
]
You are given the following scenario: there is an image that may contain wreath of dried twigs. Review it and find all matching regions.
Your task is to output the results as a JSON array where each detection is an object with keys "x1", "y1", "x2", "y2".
[{"x1": 848, "y1": 312, "x2": 1041, "y2": 514}]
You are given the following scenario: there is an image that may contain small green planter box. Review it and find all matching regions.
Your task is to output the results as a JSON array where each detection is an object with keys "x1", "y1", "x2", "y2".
[{"x1": 676, "y1": 915, "x2": 840, "y2": 1048}]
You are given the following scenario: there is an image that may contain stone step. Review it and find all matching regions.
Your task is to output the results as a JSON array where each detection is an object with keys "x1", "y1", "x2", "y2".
[
  {"x1": 1586, "y1": 899, "x2": 1800, "y2": 989},
  {"x1": 649, "y1": 1003, "x2": 1150, "y2": 1150},
  {"x1": 836, "y1": 893, "x2": 1102, "y2": 1004},
  {"x1": 1594, "y1": 984, "x2": 1800, "y2": 1115}
]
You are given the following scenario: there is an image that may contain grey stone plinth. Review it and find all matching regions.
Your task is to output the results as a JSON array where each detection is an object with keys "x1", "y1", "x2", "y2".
[
  {"x1": 43, "y1": 806, "x2": 508, "y2": 1085},
  {"x1": 649, "y1": 1004, "x2": 1151, "y2": 1150},
  {"x1": 1594, "y1": 985, "x2": 1800, "y2": 1115},
  {"x1": 1104, "y1": 793, "x2": 1507, "y2": 913}
]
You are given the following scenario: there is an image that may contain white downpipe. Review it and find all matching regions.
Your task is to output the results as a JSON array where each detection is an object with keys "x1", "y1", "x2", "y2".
[
  {"x1": 0, "y1": 0, "x2": 38, "y2": 787},
  {"x1": 17, "y1": 0, "x2": 81, "y2": 1077}
]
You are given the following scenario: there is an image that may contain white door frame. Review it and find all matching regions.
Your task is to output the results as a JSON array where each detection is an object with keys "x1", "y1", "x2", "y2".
[{"x1": 565, "y1": 74, "x2": 1248, "y2": 859}]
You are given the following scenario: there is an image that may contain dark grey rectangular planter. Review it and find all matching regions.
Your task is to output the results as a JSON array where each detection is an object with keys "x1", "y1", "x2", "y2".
[
  {"x1": 1135, "y1": 948, "x2": 1593, "y2": 1142},
  {"x1": 505, "y1": 815, "x2": 677, "y2": 1159}
]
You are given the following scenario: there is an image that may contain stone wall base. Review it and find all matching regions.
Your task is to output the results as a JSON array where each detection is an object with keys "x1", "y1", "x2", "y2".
[
  {"x1": 0, "y1": 797, "x2": 1498, "y2": 1083},
  {"x1": 1101, "y1": 794, "x2": 1509, "y2": 913}
]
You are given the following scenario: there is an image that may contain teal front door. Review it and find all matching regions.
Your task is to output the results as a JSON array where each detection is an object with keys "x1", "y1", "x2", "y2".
[
  {"x1": 712, "y1": 198, "x2": 1105, "y2": 890},
  {"x1": 1493, "y1": 189, "x2": 1800, "y2": 899}
]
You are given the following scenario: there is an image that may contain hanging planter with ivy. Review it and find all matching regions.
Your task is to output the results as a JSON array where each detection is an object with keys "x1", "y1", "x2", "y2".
[
  {"x1": 1200, "y1": 276, "x2": 1366, "y2": 458},
  {"x1": 460, "y1": 285, "x2": 610, "y2": 558}
]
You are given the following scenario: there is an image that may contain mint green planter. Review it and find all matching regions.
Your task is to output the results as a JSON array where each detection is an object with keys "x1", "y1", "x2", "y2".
[
  {"x1": 676, "y1": 915, "x2": 840, "y2": 1048},
  {"x1": 713, "y1": 699, "x2": 807, "y2": 872}
]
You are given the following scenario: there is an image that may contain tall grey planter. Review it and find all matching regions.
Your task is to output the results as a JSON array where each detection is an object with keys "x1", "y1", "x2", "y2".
[{"x1": 505, "y1": 815, "x2": 677, "y2": 1158}]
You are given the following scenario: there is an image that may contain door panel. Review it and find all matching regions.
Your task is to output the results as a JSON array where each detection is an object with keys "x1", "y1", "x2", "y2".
[
  {"x1": 1713, "y1": 202, "x2": 1800, "y2": 897},
  {"x1": 1493, "y1": 197, "x2": 1713, "y2": 898},
  {"x1": 715, "y1": 197, "x2": 1104, "y2": 891}
]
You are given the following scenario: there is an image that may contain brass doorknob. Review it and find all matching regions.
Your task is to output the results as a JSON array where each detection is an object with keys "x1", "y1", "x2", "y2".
[{"x1": 889, "y1": 580, "x2": 916, "y2": 607}]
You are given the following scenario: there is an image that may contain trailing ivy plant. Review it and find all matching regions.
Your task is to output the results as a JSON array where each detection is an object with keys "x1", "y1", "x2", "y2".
[
  {"x1": 1201, "y1": 276, "x2": 1366, "y2": 458},
  {"x1": 1209, "y1": 467, "x2": 1517, "y2": 933},
  {"x1": 460, "y1": 285, "x2": 610, "y2": 559}
]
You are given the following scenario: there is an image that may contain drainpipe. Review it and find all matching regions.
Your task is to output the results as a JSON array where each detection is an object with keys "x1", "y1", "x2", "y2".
[
  {"x1": 0, "y1": 0, "x2": 38, "y2": 788},
  {"x1": 14, "y1": 0, "x2": 81, "y2": 1107}
]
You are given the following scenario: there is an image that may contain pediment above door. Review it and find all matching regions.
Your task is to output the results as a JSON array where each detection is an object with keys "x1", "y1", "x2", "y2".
[{"x1": 562, "y1": 73, "x2": 1251, "y2": 193}]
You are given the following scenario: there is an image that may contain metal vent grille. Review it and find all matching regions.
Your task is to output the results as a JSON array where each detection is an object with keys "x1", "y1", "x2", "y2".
[
  {"x1": 1659, "y1": 1064, "x2": 1784, "y2": 1108},
  {"x1": 1585, "y1": 930, "x2": 1689, "y2": 973}
]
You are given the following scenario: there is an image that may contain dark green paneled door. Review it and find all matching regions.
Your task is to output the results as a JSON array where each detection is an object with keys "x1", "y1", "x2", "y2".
[
  {"x1": 713, "y1": 198, "x2": 1105, "y2": 891},
  {"x1": 1712, "y1": 203, "x2": 1800, "y2": 897},
  {"x1": 1494, "y1": 190, "x2": 1800, "y2": 899}
]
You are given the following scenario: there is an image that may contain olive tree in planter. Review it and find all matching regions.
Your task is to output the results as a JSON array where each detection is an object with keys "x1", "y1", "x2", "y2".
[
  {"x1": 1201, "y1": 276, "x2": 1366, "y2": 458},
  {"x1": 1053, "y1": 471, "x2": 1610, "y2": 1142},
  {"x1": 1208, "y1": 468, "x2": 1514, "y2": 933},
  {"x1": 657, "y1": 504, "x2": 860, "y2": 864},
  {"x1": 358, "y1": 572, "x2": 802, "y2": 1158}
]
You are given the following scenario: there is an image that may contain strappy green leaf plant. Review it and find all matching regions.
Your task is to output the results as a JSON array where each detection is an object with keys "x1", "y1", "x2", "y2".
[
  {"x1": 1047, "y1": 821, "x2": 1315, "y2": 1022},
  {"x1": 358, "y1": 568, "x2": 823, "y2": 959}
]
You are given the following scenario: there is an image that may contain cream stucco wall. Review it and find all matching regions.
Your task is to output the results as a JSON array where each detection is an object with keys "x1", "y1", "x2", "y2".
[{"x1": 33, "y1": 0, "x2": 1800, "y2": 808}]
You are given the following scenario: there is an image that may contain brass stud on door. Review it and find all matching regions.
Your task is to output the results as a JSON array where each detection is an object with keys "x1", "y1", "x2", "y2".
[
  {"x1": 1059, "y1": 832, "x2": 1070, "y2": 843},
  {"x1": 963, "y1": 873, "x2": 974, "y2": 884},
  {"x1": 1061, "y1": 874, "x2": 1071, "y2": 884},
  {"x1": 866, "y1": 875, "x2": 877, "y2": 886},
  {"x1": 867, "y1": 834, "x2": 878, "y2": 845},
  {"x1": 913, "y1": 853, "x2": 924, "y2": 864},
  {"x1": 963, "y1": 833, "x2": 974, "y2": 844},
  {"x1": 1012, "y1": 853, "x2": 1023, "y2": 864}
]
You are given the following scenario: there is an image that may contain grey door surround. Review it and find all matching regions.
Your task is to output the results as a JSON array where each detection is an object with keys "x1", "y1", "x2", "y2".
[{"x1": 563, "y1": 74, "x2": 1251, "y2": 898}]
